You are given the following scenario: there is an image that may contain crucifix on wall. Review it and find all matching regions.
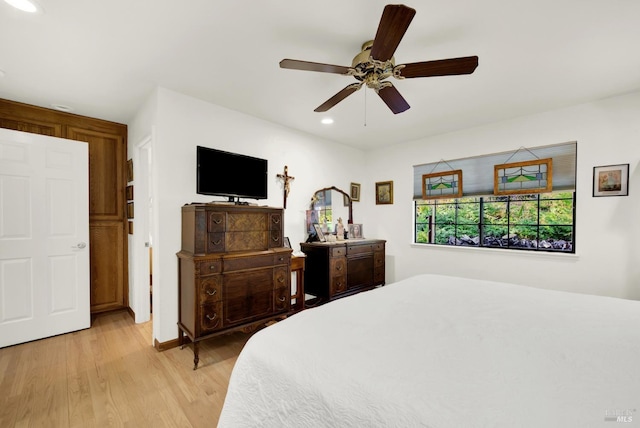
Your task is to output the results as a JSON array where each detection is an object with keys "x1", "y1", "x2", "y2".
[{"x1": 276, "y1": 165, "x2": 295, "y2": 208}]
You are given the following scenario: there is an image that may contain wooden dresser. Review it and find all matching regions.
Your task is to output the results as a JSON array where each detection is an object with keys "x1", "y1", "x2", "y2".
[
  {"x1": 301, "y1": 239, "x2": 385, "y2": 302},
  {"x1": 178, "y1": 203, "x2": 292, "y2": 369}
]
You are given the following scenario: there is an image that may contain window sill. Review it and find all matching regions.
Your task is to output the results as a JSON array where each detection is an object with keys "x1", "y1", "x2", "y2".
[{"x1": 410, "y1": 242, "x2": 579, "y2": 261}]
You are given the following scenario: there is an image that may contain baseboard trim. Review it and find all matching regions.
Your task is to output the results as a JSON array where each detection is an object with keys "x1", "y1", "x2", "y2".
[{"x1": 155, "y1": 337, "x2": 189, "y2": 352}]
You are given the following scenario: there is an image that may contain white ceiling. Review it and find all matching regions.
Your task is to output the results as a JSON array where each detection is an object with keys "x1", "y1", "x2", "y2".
[{"x1": 1, "y1": 0, "x2": 639, "y2": 149}]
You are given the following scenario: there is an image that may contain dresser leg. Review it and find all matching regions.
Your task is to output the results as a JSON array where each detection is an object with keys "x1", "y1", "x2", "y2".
[
  {"x1": 178, "y1": 328, "x2": 184, "y2": 349},
  {"x1": 193, "y1": 341, "x2": 200, "y2": 370}
]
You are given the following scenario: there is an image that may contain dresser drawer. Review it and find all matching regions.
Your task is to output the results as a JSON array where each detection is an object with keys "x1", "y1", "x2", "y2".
[
  {"x1": 330, "y1": 275, "x2": 347, "y2": 295},
  {"x1": 207, "y1": 212, "x2": 226, "y2": 232},
  {"x1": 200, "y1": 302, "x2": 223, "y2": 332},
  {"x1": 269, "y1": 230, "x2": 283, "y2": 248},
  {"x1": 274, "y1": 286, "x2": 290, "y2": 312},
  {"x1": 270, "y1": 213, "x2": 282, "y2": 231},
  {"x1": 224, "y1": 253, "x2": 274, "y2": 272},
  {"x1": 207, "y1": 232, "x2": 225, "y2": 253},
  {"x1": 347, "y1": 244, "x2": 373, "y2": 255},
  {"x1": 330, "y1": 257, "x2": 346, "y2": 276},
  {"x1": 374, "y1": 252, "x2": 384, "y2": 268},
  {"x1": 273, "y1": 252, "x2": 290, "y2": 266},
  {"x1": 199, "y1": 276, "x2": 222, "y2": 303},
  {"x1": 196, "y1": 259, "x2": 221, "y2": 275},
  {"x1": 273, "y1": 266, "x2": 289, "y2": 289},
  {"x1": 331, "y1": 247, "x2": 346, "y2": 257},
  {"x1": 374, "y1": 269, "x2": 385, "y2": 284}
]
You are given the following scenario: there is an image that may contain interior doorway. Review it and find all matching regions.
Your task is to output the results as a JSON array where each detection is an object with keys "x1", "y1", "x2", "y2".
[{"x1": 133, "y1": 136, "x2": 155, "y2": 341}]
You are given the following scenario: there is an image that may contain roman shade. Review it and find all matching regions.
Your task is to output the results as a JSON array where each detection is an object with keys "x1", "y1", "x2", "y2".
[{"x1": 413, "y1": 141, "x2": 577, "y2": 199}]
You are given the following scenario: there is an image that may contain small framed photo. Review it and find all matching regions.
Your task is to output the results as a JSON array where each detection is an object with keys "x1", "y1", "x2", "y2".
[
  {"x1": 312, "y1": 223, "x2": 326, "y2": 242},
  {"x1": 127, "y1": 202, "x2": 134, "y2": 219},
  {"x1": 283, "y1": 237, "x2": 291, "y2": 248},
  {"x1": 593, "y1": 164, "x2": 629, "y2": 197},
  {"x1": 126, "y1": 185, "x2": 134, "y2": 201},
  {"x1": 350, "y1": 182, "x2": 361, "y2": 202},
  {"x1": 126, "y1": 159, "x2": 133, "y2": 182},
  {"x1": 348, "y1": 224, "x2": 363, "y2": 239},
  {"x1": 376, "y1": 181, "x2": 393, "y2": 205}
]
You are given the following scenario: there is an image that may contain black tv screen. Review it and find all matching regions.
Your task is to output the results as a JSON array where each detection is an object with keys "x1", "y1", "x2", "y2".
[{"x1": 196, "y1": 146, "x2": 268, "y2": 200}]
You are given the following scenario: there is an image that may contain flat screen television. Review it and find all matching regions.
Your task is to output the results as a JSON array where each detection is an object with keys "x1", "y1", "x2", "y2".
[{"x1": 196, "y1": 146, "x2": 268, "y2": 201}]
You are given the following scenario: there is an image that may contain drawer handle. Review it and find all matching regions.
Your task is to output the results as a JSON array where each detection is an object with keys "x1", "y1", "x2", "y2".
[
  {"x1": 278, "y1": 296, "x2": 286, "y2": 302},
  {"x1": 206, "y1": 313, "x2": 217, "y2": 321},
  {"x1": 272, "y1": 217, "x2": 280, "y2": 224},
  {"x1": 212, "y1": 218, "x2": 222, "y2": 224},
  {"x1": 209, "y1": 264, "x2": 216, "y2": 270},
  {"x1": 336, "y1": 265, "x2": 343, "y2": 271},
  {"x1": 206, "y1": 289, "x2": 217, "y2": 296},
  {"x1": 211, "y1": 239, "x2": 222, "y2": 245},
  {"x1": 278, "y1": 276, "x2": 285, "y2": 283},
  {"x1": 272, "y1": 236, "x2": 280, "y2": 242}
]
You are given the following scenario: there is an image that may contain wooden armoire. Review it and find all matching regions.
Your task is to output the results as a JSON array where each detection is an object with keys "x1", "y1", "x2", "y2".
[{"x1": 0, "y1": 98, "x2": 128, "y2": 313}]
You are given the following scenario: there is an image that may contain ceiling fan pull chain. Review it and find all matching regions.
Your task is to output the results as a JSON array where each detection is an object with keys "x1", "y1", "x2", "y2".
[{"x1": 364, "y1": 88, "x2": 367, "y2": 127}]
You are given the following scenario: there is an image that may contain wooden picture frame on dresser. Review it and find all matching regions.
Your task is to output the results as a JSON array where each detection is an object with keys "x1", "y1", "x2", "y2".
[{"x1": 177, "y1": 203, "x2": 293, "y2": 369}]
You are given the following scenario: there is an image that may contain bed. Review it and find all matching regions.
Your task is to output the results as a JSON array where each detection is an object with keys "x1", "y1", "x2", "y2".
[{"x1": 217, "y1": 274, "x2": 640, "y2": 427}]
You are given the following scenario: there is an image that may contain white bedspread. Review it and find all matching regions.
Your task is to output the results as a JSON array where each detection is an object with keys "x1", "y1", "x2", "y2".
[{"x1": 217, "y1": 274, "x2": 640, "y2": 427}]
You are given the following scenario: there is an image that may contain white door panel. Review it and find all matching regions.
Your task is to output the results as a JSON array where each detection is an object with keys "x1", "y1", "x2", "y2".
[{"x1": 0, "y1": 128, "x2": 89, "y2": 348}]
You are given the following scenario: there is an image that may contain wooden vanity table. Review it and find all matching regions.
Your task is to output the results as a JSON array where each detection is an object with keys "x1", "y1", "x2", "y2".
[{"x1": 300, "y1": 239, "x2": 385, "y2": 302}]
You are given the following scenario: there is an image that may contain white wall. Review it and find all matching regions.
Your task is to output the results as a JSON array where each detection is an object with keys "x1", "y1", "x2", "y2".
[
  {"x1": 364, "y1": 90, "x2": 640, "y2": 300},
  {"x1": 130, "y1": 87, "x2": 640, "y2": 344},
  {"x1": 130, "y1": 88, "x2": 367, "y2": 343}
]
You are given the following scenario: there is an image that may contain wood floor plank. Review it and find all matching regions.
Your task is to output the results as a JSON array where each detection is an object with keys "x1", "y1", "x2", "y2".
[{"x1": 0, "y1": 310, "x2": 252, "y2": 427}]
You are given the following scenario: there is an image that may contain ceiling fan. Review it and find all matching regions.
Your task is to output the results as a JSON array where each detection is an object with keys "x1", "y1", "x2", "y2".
[{"x1": 279, "y1": 4, "x2": 479, "y2": 114}]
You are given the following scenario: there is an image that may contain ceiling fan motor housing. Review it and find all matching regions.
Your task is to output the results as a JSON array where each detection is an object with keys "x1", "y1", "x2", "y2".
[{"x1": 351, "y1": 40, "x2": 395, "y2": 91}]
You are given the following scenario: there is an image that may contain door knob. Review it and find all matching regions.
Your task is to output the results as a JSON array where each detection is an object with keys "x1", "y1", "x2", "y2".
[{"x1": 72, "y1": 242, "x2": 87, "y2": 249}]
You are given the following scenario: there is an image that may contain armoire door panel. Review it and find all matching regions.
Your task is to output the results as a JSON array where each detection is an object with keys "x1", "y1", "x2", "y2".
[
  {"x1": 0, "y1": 117, "x2": 62, "y2": 137},
  {"x1": 66, "y1": 127, "x2": 124, "y2": 220},
  {"x1": 89, "y1": 222, "x2": 125, "y2": 312}
]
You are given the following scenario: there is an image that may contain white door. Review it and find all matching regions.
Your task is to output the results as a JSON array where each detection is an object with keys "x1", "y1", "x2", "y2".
[{"x1": 0, "y1": 128, "x2": 90, "y2": 348}]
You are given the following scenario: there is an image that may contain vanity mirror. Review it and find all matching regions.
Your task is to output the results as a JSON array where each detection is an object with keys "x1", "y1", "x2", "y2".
[{"x1": 308, "y1": 186, "x2": 352, "y2": 236}]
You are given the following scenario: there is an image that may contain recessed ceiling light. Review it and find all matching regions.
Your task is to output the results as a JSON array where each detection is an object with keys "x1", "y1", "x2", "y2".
[
  {"x1": 51, "y1": 103, "x2": 73, "y2": 112},
  {"x1": 4, "y1": 0, "x2": 43, "y2": 13},
  {"x1": 321, "y1": 117, "x2": 334, "y2": 125}
]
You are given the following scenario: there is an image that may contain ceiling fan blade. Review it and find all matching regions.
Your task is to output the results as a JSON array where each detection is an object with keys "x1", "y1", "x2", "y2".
[
  {"x1": 370, "y1": 4, "x2": 416, "y2": 62},
  {"x1": 279, "y1": 59, "x2": 352, "y2": 75},
  {"x1": 377, "y1": 84, "x2": 410, "y2": 114},
  {"x1": 314, "y1": 83, "x2": 362, "y2": 112},
  {"x1": 397, "y1": 56, "x2": 479, "y2": 78}
]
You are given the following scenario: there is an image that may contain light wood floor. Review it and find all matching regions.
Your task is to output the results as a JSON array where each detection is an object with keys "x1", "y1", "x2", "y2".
[{"x1": 0, "y1": 310, "x2": 251, "y2": 427}]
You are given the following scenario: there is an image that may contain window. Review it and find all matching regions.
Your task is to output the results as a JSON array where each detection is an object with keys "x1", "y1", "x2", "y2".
[
  {"x1": 412, "y1": 142, "x2": 577, "y2": 253},
  {"x1": 414, "y1": 191, "x2": 575, "y2": 252}
]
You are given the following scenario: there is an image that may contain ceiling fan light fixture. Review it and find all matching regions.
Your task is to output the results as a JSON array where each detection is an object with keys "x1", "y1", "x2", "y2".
[
  {"x1": 4, "y1": 0, "x2": 43, "y2": 13},
  {"x1": 321, "y1": 117, "x2": 334, "y2": 125}
]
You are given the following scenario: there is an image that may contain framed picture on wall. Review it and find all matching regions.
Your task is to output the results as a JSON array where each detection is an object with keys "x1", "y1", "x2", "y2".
[
  {"x1": 375, "y1": 181, "x2": 393, "y2": 205},
  {"x1": 593, "y1": 164, "x2": 629, "y2": 197},
  {"x1": 350, "y1": 182, "x2": 361, "y2": 202}
]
